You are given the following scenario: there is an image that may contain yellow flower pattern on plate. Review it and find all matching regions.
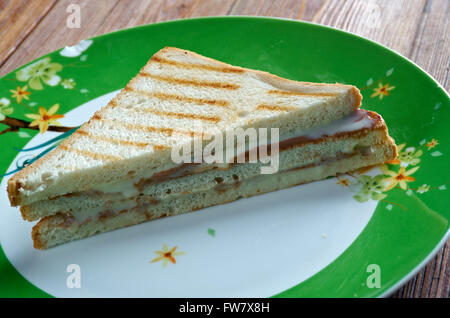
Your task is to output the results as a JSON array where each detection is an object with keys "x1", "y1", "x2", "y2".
[
  {"x1": 9, "y1": 86, "x2": 31, "y2": 103},
  {"x1": 150, "y1": 244, "x2": 185, "y2": 267},
  {"x1": 25, "y1": 104, "x2": 64, "y2": 134},
  {"x1": 370, "y1": 82, "x2": 395, "y2": 99}
]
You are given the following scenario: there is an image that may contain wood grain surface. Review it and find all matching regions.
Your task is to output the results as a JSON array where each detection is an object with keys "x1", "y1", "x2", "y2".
[{"x1": 0, "y1": 0, "x2": 448, "y2": 298}]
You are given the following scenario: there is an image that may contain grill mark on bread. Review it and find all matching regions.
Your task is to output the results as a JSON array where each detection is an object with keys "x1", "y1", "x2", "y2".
[
  {"x1": 116, "y1": 91, "x2": 222, "y2": 123},
  {"x1": 151, "y1": 91, "x2": 230, "y2": 107},
  {"x1": 256, "y1": 104, "x2": 297, "y2": 112},
  {"x1": 76, "y1": 130, "x2": 166, "y2": 149},
  {"x1": 268, "y1": 89, "x2": 337, "y2": 97},
  {"x1": 125, "y1": 88, "x2": 230, "y2": 107},
  {"x1": 138, "y1": 72, "x2": 240, "y2": 90},
  {"x1": 101, "y1": 118, "x2": 199, "y2": 137},
  {"x1": 150, "y1": 55, "x2": 244, "y2": 74},
  {"x1": 100, "y1": 118, "x2": 174, "y2": 135},
  {"x1": 137, "y1": 107, "x2": 221, "y2": 123},
  {"x1": 58, "y1": 145, "x2": 122, "y2": 161},
  {"x1": 154, "y1": 145, "x2": 170, "y2": 150}
]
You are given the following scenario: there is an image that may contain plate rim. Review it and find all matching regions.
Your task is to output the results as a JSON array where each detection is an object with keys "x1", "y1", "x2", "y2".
[{"x1": 381, "y1": 229, "x2": 450, "y2": 297}]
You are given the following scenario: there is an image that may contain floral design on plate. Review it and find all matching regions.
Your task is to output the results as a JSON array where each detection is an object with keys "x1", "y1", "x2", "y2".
[
  {"x1": 25, "y1": 104, "x2": 65, "y2": 134},
  {"x1": 0, "y1": 40, "x2": 94, "y2": 161},
  {"x1": 0, "y1": 97, "x2": 13, "y2": 121},
  {"x1": 16, "y1": 57, "x2": 63, "y2": 90},
  {"x1": 59, "y1": 39, "x2": 93, "y2": 58},
  {"x1": 370, "y1": 82, "x2": 395, "y2": 99},
  {"x1": 337, "y1": 138, "x2": 448, "y2": 209},
  {"x1": 425, "y1": 138, "x2": 439, "y2": 150},
  {"x1": 9, "y1": 85, "x2": 31, "y2": 103},
  {"x1": 61, "y1": 78, "x2": 76, "y2": 90},
  {"x1": 362, "y1": 68, "x2": 395, "y2": 99},
  {"x1": 150, "y1": 244, "x2": 185, "y2": 267}
]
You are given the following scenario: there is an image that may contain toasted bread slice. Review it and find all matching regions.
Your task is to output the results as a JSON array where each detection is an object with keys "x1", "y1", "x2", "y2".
[{"x1": 8, "y1": 47, "x2": 361, "y2": 206}]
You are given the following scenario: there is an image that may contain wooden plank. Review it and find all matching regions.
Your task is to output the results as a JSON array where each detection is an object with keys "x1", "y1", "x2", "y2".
[
  {"x1": 227, "y1": 0, "x2": 329, "y2": 21},
  {"x1": 0, "y1": 0, "x2": 120, "y2": 77},
  {"x1": 0, "y1": 0, "x2": 57, "y2": 70},
  {"x1": 229, "y1": 0, "x2": 427, "y2": 60},
  {"x1": 311, "y1": 0, "x2": 428, "y2": 57},
  {"x1": 311, "y1": 0, "x2": 448, "y2": 90},
  {"x1": 228, "y1": 0, "x2": 438, "y2": 74},
  {"x1": 407, "y1": 0, "x2": 449, "y2": 90},
  {"x1": 297, "y1": 0, "x2": 327, "y2": 21},
  {"x1": 436, "y1": 241, "x2": 450, "y2": 298},
  {"x1": 95, "y1": 0, "x2": 235, "y2": 35},
  {"x1": 229, "y1": 0, "x2": 303, "y2": 18},
  {"x1": 0, "y1": 0, "x2": 235, "y2": 78}
]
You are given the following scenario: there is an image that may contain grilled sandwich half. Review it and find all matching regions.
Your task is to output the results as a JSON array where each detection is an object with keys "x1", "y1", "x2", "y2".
[{"x1": 7, "y1": 47, "x2": 397, "y2": 249}]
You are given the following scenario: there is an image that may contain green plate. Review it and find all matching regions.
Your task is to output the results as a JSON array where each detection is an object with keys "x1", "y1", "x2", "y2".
[{"x1": 0, "y1": 17, "x2": 448, "y2": 298}]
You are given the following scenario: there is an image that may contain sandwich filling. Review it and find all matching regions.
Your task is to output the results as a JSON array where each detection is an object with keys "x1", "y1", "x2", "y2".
[
  {"x1": 24, "y1": 109, "x2": 385, "y2": 224},
  {"x1": 92, "y1": 109, "x2": 378, "y2": 197}
]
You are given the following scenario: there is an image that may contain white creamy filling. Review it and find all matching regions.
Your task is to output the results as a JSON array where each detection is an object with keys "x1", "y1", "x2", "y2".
[
  {"x1": 93, "y1": 110, "x2": 375, "y2": 197},
  {"x1": 303, "y1": 110, "x2": 374, "y2": 138}
]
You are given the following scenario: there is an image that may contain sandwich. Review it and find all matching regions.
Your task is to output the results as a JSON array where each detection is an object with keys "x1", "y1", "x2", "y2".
[{"x1": 7, "y1": 47, "x2": 397, "y2": 249}]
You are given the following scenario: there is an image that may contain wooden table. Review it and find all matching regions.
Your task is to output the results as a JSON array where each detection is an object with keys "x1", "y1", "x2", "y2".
[{"x1": 0, "y1": 0, "x2": 448, "y2": 298}]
